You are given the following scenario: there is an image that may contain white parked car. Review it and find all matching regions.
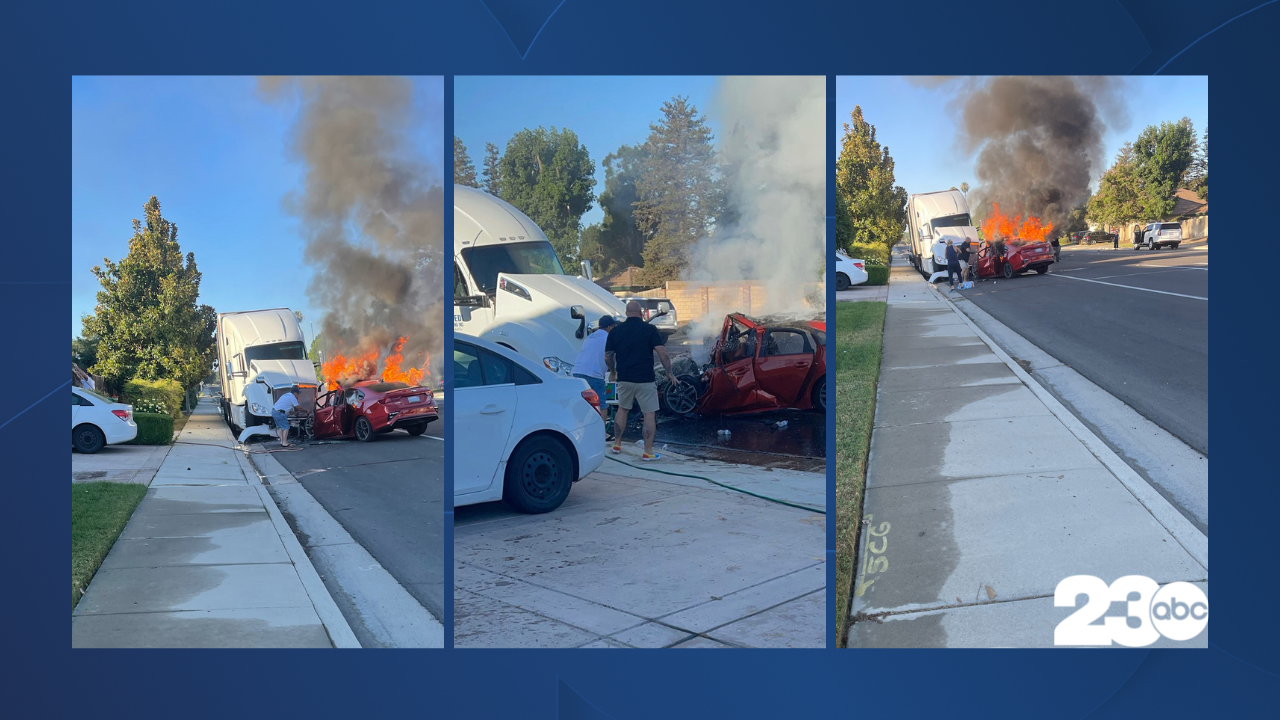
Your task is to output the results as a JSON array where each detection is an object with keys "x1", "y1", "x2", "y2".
[
  {"x1": 835, "y1": 249, "x2": 869, "y2": 290},
  {"x1": 72, "y1": 387, "x2": 138, "y2": 453},
  {"x1": 453, "y1": 334, "x2": 605, "y2": 513},
  {"x1": 1136, "y1": 222, "x2": 1183, "y2": 250}
]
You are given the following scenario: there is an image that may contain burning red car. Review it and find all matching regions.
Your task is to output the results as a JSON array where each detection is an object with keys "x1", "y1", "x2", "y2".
[
  {"x1": 309, "y1": 380, "x2": 438, "y2": 442},
  {"x1": 662, "y1": 313, "x2": 826, "y2": 416},
  {"x1": 974, "y1": 240, "x2": 1055, "y2": 279}
]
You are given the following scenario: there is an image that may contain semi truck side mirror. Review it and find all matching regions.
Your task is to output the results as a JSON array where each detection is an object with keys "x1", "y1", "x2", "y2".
[
  {"x1": 580, "y1": 260, "x2": 594, "y2": 281},
  {"x1": 570, "y1": 305, "x2": 585, "y2": 320}
]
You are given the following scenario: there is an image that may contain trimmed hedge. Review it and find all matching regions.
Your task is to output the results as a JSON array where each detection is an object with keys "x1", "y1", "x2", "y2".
[
  {"x1": 130, "y1": 412, "x2": 174, "y2": 445},
  {"x1": 846, "y1": 242, "x2": 890, "y2": 266},
  {"x1": 864, "y1": 266, "x2": 890, "y2": 286},
  {"x1": 123, "y1": 378, "x2": 184, "y2": 419}
]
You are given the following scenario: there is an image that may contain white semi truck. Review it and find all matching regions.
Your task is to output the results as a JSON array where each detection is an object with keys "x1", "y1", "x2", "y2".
[
  {"x1": 453, "y1": 185, "x2": 626, "y2": 373},
  {"x1": 216, "y1": 308, "x2": 319, "y2": 434},
  {"x1": 904, "y1": 189, "x2": 981, "y2": 283}
]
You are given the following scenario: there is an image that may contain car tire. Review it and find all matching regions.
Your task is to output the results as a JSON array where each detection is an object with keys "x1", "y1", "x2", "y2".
[
  {"x1": 1035, "y1": 265, "x2": 1048, "y2": 274},
  {"x1": 354, "y1": 415, "x2": 375, "y2": 442},
  {"x1": 811, "y1": 376, "x2": 826, "y2": 412},
  {"x1": 836, "y1": 272, "x2": 850, "y2": 291},
  {"x1": 503, "y1": 436, "x2": 574, "y2": 514},
  {"x1": 73, "y1": 424, "x2": 106, "y2": 454},
  {"x1": 1173, "y1": 243, "x2": 1180, "y2": 249},
  {"x1": 406, "y1": 423, "x2": 427, "y2": 436},
  {"x1": 1002, "y1": 262, "x2": 1015, "y2": 279},
  {"x1": 663, "y1": 374, "x2": 701, "y2": 417}
]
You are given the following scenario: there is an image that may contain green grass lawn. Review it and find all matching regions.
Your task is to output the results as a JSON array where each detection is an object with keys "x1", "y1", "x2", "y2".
[
  {"x1": 72, "y1": 482, "x2": 147, "y2": 609},
  {"x1": 835, "y1": 301, "x2": 887, "y2": 647}
]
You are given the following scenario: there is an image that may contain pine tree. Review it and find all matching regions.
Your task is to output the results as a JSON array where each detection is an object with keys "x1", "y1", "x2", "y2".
[
  {"x1": 836, "y1": 106, "x2": 907, "y2": 252},
  {"x1": 454, "y1": 135, "x2": 478, "y2": 187},
  {"x1": 633, "y1": 97, "x2": 718, "y2": 286},
  {"x1": 482, "y1": 142, "x2": 502, "y2": 196},
  {"x1": 81, "y1": 196, "x2": 217, "y2": 392}
]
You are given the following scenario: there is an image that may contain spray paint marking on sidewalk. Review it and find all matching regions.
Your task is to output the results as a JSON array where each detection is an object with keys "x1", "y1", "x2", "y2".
[{"x1": 855, "y1": 514, "x2": 891, "y2": 597}]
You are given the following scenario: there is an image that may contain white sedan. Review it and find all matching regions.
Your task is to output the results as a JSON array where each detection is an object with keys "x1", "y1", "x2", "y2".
[
  {"x1": 72, "y1": 386, "x2": 138, "y2": 453},
  {"x1": 453, "y1": 334, "x2": 605, "y2": 513},
  {"x1": 835, "y1": 250, "x2": 869, "y2": 291}
]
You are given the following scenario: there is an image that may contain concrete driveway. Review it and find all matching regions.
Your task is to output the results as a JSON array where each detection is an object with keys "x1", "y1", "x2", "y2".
[
  {"x1": 455, "y1": 448, "x2": 825, "y2": 648},
  {"x1": 72, "y1": 443, "x2": 170, "y2": 484}
]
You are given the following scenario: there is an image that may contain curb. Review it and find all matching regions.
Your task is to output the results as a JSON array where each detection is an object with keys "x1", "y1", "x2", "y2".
[
  {"x1": 246, "y1": 446, "x2": 445, "y2": 648},
  {"x1": 237, "y1": 446, "x2": 362, "y2": 648},
  {"x1": 922, "y1": 281, "x2": 1209, "y2": 570}
]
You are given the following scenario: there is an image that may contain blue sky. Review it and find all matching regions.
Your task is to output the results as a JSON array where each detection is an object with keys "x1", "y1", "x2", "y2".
[
  {"x1": 834, "y1": 76, "x2": 1208, "y2": 202},
  {"x1": 71, "y1": 76, "x2": 444, "y2": 340},
  {"x1": 455, "y1": 76, "x2": 723, "y2": 227}
]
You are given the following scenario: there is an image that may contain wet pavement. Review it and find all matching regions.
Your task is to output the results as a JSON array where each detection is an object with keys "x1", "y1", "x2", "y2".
[{"x1": 614, "y1": 409, "x2": 825, "y2": 472}]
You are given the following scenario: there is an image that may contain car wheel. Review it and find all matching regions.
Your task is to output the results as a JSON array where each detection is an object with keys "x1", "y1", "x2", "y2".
[
  {"x1": 664, "y1": 375, "x2": 700, "y2": 416},
  {"x1": 73, "y1": 424, "x2": 106, "y2": 454},
  {"x1": 836, "y1": 272, "x2": 850, "y2": 291},
  {"x1": 811, "y1": 376, "x2": 826, "y2": 412},
  {"x1": 1173, "y1": 243, "x2": 1180, "y2": 250},
  {"x1": 406, "y1": 423, "x2": 427, "y2": 436},
  {"x1": 354, "y1": 415, "x2": 375, "y2": 442},
  {"x1": 1035, "y1": 265, "x2": 1048, "y2": 274},
  {"x1": 1002, "y1": 262, "x2": 1015, "y2": 279},
  {"x1": 503, "y1": 436, "x2": 574, "y2": 513}
]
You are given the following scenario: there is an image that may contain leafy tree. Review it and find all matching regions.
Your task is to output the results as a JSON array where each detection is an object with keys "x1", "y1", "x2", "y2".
[
  {"x1": 81, "y1": 196, "x2": 217, "y2": 393},
  {"x1": 1186, "y1": 126, "x2": 1208, "y2": 199},
  {"x1": 499, "y1": 126, "x2": 596, "y2": 268},
  {"x1": 1087, "y1": 144, "x2": 1144, "y2": 229},
  {"x1": 633, "y1": 97, "x2": 718, "y2": 286},
  {"x1": 836, "y1": 106, "x2": 907, "y2": 252},
  {"x1": 482, "y1": 142, "x2": 502, "y2": 196},
  {"x1": 1131, "y1": 118, "x2": 1197, "y2": 218},
  {"x1": 577, "y1": 223, "x2": 606, "y2": 277},
  {"x1": 454, "y1": 136, "x2": 478, "y2": 187},
  {"x1": 72, "y1": 334, "x2": 100, "y2": 371},
  {"x1": 1064, "y1": 200, "x2": 1089, "y2": 235},
  {"x1": 593, "y1": 143, "x2": 649, "y2": 275}
]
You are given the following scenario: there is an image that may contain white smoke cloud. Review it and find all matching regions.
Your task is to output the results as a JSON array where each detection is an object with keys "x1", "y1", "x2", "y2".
[{"x1": 681, "y1": 76, "x2": 826, "y2": 344}]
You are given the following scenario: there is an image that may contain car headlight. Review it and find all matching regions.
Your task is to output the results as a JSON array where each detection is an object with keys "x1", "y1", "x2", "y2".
[
  {"x1": 542, "y1": 357, "x2": 575, "y2": 376},
  {"x1": 250, "y1": 402, "x2": 269, "y2": 414}
]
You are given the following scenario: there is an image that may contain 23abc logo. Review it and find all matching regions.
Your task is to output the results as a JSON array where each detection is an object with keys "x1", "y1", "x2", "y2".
[{"x1": 1054, "y1": 575, "x2": 1208, "y2": 646}]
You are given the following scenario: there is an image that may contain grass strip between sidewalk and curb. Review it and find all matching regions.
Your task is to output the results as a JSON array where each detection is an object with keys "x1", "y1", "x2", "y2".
[
  {"x1": 72, "y1": 481, "x2": 147, "y2": 610},
  {"x1": 834, "y1": 300, "x2": 886, "y2": 647}
]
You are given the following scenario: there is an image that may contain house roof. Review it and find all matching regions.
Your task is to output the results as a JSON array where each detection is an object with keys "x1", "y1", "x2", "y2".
[
  {"x1": 596, "y1": 265, "x2": 646, "y2": 288},
  {"x1": 1170, "y1": 188, "x2": 1208, "y2": 218}
]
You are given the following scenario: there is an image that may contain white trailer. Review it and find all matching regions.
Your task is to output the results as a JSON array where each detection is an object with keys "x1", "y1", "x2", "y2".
[
  {"x1": 904, "y1": 189, "x2": 981, "y2": 283},
  {"x1": 215, "y1": 308, "x2": 319, "y2": 434},
  {"x1": 453, "y1": 185, "x2": 626, "y2": 374}
]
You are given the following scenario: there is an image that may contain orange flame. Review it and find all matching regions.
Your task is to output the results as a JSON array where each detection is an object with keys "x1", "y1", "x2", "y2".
[
  {"x1": 320, "y1": 336, "x2": 432, "y2": 391},
  {"x1": 981, "y1": 202, "x2": 1054, "y2": 243},
  {"x1": 382, "y1": 337, "x2": 431, "y2": 386}
]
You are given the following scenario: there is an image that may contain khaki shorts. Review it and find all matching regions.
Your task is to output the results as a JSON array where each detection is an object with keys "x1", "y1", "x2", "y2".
[{"x1": 616, "y1": 381, "x2": 659, "y2": 414}]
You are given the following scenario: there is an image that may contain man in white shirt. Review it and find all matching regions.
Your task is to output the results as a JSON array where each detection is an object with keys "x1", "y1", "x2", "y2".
[
  {"x1": 272, "y1": 385, "x2": 302, "y2": 447},
  {"x1": 573, "y1": 315, "x2": 616, "y2": 435}
]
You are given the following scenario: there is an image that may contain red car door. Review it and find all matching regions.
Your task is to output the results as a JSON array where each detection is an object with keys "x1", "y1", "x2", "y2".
[
  {"x1": 755, "y1": 328, "x2": 814, "y2": 406},
  {"x1": 313, "y1": 391, "x2": 340, "y2": 438},
  {"x1": 702, "y1": 318, "x2": 765, "y2": 412}
]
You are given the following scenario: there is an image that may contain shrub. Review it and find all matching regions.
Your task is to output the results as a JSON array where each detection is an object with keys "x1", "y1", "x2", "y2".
[
  {"x1": 123, "y1": 378, "x2": 184, "y2": 419},
  {"x1": 865, "y1": 266, "x2": 890, "y2": 286},
  {"x1": 130, "y1": 412, "x2": 174, "y2": 445},
  {"x1": 846, "y1": 242, "x2": 890, "y2": 267}
]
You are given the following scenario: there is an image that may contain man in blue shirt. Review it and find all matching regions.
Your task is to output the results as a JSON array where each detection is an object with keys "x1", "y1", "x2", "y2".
[
  {"x1": 573, "y1": 315, "x2": 615, "y2": 433},
  {"x1": 945, "y1": 238, "x2": 962, "y2": 292}
]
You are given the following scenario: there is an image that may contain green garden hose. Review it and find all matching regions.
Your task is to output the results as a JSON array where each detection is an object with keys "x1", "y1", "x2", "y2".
[{"x1": 605, "y1": 455, "x2": 824, "y2": 514}]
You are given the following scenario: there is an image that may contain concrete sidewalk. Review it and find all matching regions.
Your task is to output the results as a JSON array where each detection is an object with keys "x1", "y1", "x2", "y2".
[
  {"x1": 847, "y1": 251, "x2": 1208, "y2": 648},
  {"x1": 72, "y1": 399, "x2": 358, "y2": 648},
  {"x1": 456, "y1": 443, "x2": 825, "y2": 648}
]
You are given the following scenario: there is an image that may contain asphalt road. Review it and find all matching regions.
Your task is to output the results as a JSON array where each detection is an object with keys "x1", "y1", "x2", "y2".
[
  {"x1": 957, "y1": 244, "x2": 1208, "y2": 454},
  {"x1": 273, "y1": 421, "x2": 445, "y2": 619}
]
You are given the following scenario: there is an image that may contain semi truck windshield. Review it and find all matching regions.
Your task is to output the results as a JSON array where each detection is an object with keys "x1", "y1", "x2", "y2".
[
  {"x1": 245, "y1": 341, "x2": 308, "y2": 363},
  {"x1": 931, "y1": 213, "x2": 972, "y2": 230},
  {"x1": 460, "y1": 241, "x2": 566, "y2": 294}
]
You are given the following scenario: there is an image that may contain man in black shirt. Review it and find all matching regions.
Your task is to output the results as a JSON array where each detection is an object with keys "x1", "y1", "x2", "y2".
[
  {"x1": 605, "y1": 300, "x2": 681, "y2": 460},
  {"x1": 958, "y1": 240, "x2": 973, "y2": 284}
]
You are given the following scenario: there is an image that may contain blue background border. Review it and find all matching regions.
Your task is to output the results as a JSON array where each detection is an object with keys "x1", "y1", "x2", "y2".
[{"x1": 16, "y1": 0, "x2": 1277, "y2": 716}]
